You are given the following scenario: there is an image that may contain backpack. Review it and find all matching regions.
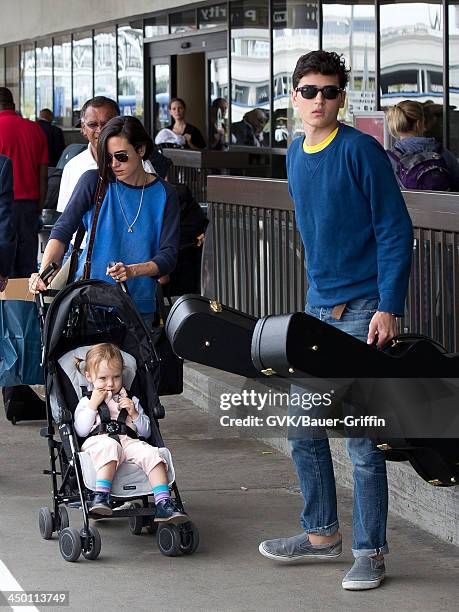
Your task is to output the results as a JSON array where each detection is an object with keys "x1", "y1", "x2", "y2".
[{"x1": 387, "y1": 147, "x2": 452, "y2": 191}]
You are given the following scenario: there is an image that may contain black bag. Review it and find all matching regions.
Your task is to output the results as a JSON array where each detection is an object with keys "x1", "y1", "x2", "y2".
[
  {"x1": 2, "y1": 385, "x2": 46, "y2": 424},
  {"x1": 150, "y1": 285, "x2": 183, "y2": 396}
]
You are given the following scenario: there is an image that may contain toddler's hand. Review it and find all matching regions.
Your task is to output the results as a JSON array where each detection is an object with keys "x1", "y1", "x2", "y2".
[
  {"x1": 88, "y1": 387, "x2": 107, "y2": 411},
  {"x1": 119, "y1": 396, "x2": 138, "y2": 420}
]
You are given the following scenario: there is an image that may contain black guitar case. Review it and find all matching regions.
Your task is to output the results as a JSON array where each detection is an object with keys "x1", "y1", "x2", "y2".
[
  {"x1": 251, "y1": 312, "x2": 459, "y2": 487},
  {"x1": 165, "y1": 295, "x2": 259, "y2": 378}
]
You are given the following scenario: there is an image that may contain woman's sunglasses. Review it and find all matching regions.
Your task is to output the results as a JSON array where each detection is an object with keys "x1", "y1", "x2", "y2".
[
  {"x1": 295, "y1": 85, "x2": 343, "y2": 100},
  {"x1": 107, "y1": 152, "x2": 129, "y2": 164}
]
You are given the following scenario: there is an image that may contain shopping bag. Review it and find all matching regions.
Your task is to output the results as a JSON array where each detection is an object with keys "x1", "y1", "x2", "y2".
[{"x1": 0, "y1": 283, "x2": 44, "y2": 385}]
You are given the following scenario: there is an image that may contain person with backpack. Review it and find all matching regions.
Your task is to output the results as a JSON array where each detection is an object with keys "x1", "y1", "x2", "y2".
[{"x1": 386, "y1": 100, "x2": 459, "y2": 191}]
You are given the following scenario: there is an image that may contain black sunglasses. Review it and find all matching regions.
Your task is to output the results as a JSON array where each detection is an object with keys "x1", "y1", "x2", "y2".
[
  {"x1": 107, "y1": 151, "x2": 129, "y2": 164},
  {"x1": 295, "y1": 85, "x2": 343, "y2": 100}
]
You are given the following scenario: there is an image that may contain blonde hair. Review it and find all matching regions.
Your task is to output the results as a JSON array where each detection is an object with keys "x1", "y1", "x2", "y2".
[
  {"x1": 386, "y1": 100, "x2": 436, "y2": 138},
  {"x1": 75, "y1": 343, "x2": 124, "y2": 375}
]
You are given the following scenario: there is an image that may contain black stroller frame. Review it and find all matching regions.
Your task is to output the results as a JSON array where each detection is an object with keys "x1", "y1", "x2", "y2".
[{"x1": 36, "y1": 267, "x2": 198, "y2": 562}]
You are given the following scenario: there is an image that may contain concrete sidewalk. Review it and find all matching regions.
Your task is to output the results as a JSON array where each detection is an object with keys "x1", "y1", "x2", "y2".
[{"x1": 0, "y1": 390, "x2": 457, "y2": 611}]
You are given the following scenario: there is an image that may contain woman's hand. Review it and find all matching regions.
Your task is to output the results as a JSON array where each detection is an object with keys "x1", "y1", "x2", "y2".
[
  {"x1": 29, "y1": 272, "x2": 48, "y2": 294},
  {"x1": 107, "y1": 261, "x2": 132, "y2": 283}
]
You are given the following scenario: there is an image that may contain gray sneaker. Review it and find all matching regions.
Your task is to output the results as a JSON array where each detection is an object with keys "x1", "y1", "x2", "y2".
[
  {"x1": 342, "y1": 556, "x2": 385, "y2": 590},
  {"x1": 259, "y1": 532, "x2": 342, "y2": 562}
]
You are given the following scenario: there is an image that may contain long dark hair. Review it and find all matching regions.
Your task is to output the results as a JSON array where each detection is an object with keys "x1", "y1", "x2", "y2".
[{"x1": 97, "y1": 116, "x2": 153, "y2": 182}]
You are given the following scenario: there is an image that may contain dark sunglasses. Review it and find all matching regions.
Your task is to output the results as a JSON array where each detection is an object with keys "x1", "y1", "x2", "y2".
[
  {"x1": 107, "y1": 151, "x2": 129, "y2": 164},
  {"x1": 295, "y1": 85, "x2": 343, "y2": 100}
]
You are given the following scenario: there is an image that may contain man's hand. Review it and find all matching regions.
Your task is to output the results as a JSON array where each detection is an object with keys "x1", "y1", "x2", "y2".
[
  {"x1": 107, "y1": 261, "x2": 131, "y2": 283},
  {"x1": 88, "y1": 388, "x2": 108, "y2": 411},
  {"x1": 367, "y1": 311, "x2": 397, "y2": 348},
  {"x1": 28, "y1": 272, "x2": 48, "y2": 294},
  {"x1": 0, "y1": 275, "x2": 8, "y2": 292}
]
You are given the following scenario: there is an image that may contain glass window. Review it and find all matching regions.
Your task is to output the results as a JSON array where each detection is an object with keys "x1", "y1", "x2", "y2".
[
  {"x1": 72, "y1": 31, "x2": 93, "y2": 115},
  {"x1": 210, "y1": 57, "x2": 229, "y2": 149},
  {"x1": 170, "y1": 10, "x2": 197, "y2": 34},
  {"x1": 273, "y1": 1, "x2": 319, "y2": 147},
  {"x1": 36, "y1": 39, "x2": 53, "y2": 115},
  {"x1": 198, "y1": 4, "x2": 227, "y2": 29},
  {"x1": 380, "y1": 2, "x2": 443, "y2": 111},
  {"x1": 145, "y1": 15, "x2": 169, "y2": 38},
  {"x1": 0, "y1": 48, "x2": 5, "y2": 87},
  {"x1": 94, "y1": 26, "x2": 116, "y2": 100},
  {"x1": 449, "y1": 2, "x2": 459, "y2": 155},
  {"x1": 5, "y1": 45, "x2": 20, "y2": 104},
  {"x1": 153, "y1": 63, "x2": 170, "y2": 132},
  {"x1": 323, "y1": 2, "x2": 376, "y2": 124},
  {"x1": 53, "y1": 35, "x2": 72, "y2": 128},
  {"x1": 21, "y1": 43, "x2": 36, "y2": 120},
  {"x1": 118, "y1": 24, "x2": 143, "y2": 119},
  {"x1": 230, "y1": 0, "x2": 270, "y2": 147}
]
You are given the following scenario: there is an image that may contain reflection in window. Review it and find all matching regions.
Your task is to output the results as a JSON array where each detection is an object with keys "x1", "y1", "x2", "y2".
[
  {"x1": 380, "y1": 2, "x2": 443, "y2": 109},
  {"x1": 170, "y1": 10, "x2": 197, "y2": 34},
  {"x1": 21, "y1": 44, "x2": 35, "y2": 120},
  {"x1": 231, "y1": 0, "x2": 270, "y2": 146},
  {"x1": 36, "y1": 39, "x2": 53, "y2": 113},
  {"x1": 145, "y1": 15, "x2": 168, "y2": 38},
  {"x1": 0, "y1": 49, "x2": 5, "y2": 87},
  {"x1": 323, "y1": 2, "x2": 376, "y2": 123},
  {"x1": 73, "y1": 31, "x2": 93, "y2": 113},
  {"x1": 449, "y1": 2, "x2": 459, "y2": 155},
  {"x1": 6, "y1": 46, "x2": 20, "y2": 104},
  {"x1": 54, "y1": 36, "x2": 72, "y2": 127},
  {"x1": 273, "y1": 1, "x2": 319, "y2": 147},
  {"x1": 94, "y1": 27, "x2": 116, "y2": 100},
  {"x1": 210, "y1": 57, "x2": 229, "y2": 149},
  {"x1": 154, "y1": 64, "x2": 170, "y2": 132},
  {"x1": 199, "y1": 4, "x2": 227, "y2": 29},
  {"x1": 118, "y1": 25, "x2": 143, "y2": 119}
]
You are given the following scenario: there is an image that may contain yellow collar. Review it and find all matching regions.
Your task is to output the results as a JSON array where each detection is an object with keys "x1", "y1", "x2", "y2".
[{"x1": 303, "y1": 126, "x2": 339, "y2": 154}]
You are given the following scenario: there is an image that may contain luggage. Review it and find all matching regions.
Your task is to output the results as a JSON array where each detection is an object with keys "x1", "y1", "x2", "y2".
[
  {"x1": 2, "y1": 385, "x2": 46, "y2": 424},
  {"x1": 165, "y1": 295, "x2": 259, "y2": 378}
]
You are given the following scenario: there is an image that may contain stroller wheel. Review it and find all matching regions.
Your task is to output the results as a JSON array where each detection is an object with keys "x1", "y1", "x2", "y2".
[
  {"x1": 59, "y1": 527, "x2": 82, "y2": 562},
  {"x1": 38, "y1": 507, "x2": 54, "y2": 540},
  {"x1": 57, "y1": 506, "x2": 69, "y2": 531},
  {"x1": 157, "y1": 524, "x2": 182, "y2": 557},
  {"x1": 81, "y1": 526, "x2": 101, "y2": 561},
  {"x1": 128, "y1": 503, "x2": 143, "y2": 535},
  {"x1": 178, "y1": 521, "x2": 199, "y2": 555}
]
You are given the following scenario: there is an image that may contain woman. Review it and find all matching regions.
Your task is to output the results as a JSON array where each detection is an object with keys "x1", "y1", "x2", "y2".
[
  {"x1": 386, "y1": 100, "x2": 459, "y2": 191},
  {"x1": 210, "y1": 97, "x2": 228, "y2": 150},
  {"x1": 167, "y1": 98, "x2": 206, "y2": 150},
  {"x1": 29, "y1": 116, "x2": 180, "y2": 324}
]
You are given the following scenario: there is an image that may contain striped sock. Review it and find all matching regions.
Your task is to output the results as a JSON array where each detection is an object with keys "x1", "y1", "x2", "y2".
[
  {"x1": 153, "y1": 484, "x2": 170, "y2": 504},
  {"x1": 96, "y1": 479, "x2": 112, "y2": 494}
]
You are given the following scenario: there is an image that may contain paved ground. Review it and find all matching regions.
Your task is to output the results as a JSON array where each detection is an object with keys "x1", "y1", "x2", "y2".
[{"x1": 0, "y1": 392, "x2": 458, "y2": 611}]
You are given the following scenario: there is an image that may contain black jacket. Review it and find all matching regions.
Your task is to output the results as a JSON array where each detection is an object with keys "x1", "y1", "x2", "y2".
[{"x1": 0, "y1": 155, "x2": 16, "y2": 277}]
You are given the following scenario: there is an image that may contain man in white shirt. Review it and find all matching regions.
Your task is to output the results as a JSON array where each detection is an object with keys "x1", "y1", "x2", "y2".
[{"x1": 57, "y1": 96, "x2": 121, "y2": 213}]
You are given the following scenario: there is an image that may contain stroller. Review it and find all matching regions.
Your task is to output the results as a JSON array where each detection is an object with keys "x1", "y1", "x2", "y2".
[{"x1": 35, "y1": 267, "x2": 199, "y2": 562}]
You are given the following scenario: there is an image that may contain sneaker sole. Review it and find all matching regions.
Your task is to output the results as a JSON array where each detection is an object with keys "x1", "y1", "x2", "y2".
[
  {"x1": 342, "y1": 578, "x2": 384, "y2": 590},
  {"x1": 154, "y1": 514, "x2": 189, "y2": 525},
  {"x1": 259, "y1": 542, "x2": 342, "y2": 562},
  {"x1": 89, "y1": 505, "x2": 113, "y2": 516}
]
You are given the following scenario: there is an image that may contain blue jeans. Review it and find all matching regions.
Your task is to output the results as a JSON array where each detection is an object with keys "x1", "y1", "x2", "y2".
[{"x1": 289, "y1": 298, "x2": 389, "y2": 557}]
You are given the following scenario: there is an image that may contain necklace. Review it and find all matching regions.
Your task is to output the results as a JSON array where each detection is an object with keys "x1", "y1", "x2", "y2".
[{"x1": 115, "y1": 173, "x2": 147, "y2": 233}]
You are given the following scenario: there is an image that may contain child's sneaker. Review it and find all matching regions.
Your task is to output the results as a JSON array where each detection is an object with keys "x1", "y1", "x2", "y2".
[
  {"x1": 154, "y1": 498, "x2": 188, "y2": 524},
  {"x1": 88, "y1": 492, "x2": 113, "y2": 516}
]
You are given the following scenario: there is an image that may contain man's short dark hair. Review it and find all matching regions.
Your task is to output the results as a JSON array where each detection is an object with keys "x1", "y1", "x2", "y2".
[
  {"x1": 0, "y1": 87, "x2": 15, "y2": 110},
  {"x1": 79, "y1": 96, "x2": 120, "y2": 122},
  {"x1": 292, "y1": 51, "x2": 350, "y2": 90}
]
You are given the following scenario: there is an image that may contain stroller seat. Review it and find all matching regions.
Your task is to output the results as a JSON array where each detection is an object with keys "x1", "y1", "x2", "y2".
[{"x1": 58, "y1": 345, "x2": 175, "y2": 498}]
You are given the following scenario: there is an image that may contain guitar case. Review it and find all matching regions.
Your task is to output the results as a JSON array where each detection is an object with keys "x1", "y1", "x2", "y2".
[
  {"x1": 251, "y1": 312, "x2": 459, "y2": 487},
  {"x1": 165, "y1": 295, "x2": 259, "y2": 378}
]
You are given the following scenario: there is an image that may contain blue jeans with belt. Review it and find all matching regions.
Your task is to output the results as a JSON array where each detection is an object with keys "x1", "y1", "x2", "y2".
[{"x1": 289, "y1": 298, "x2": 389, "y2": 558}]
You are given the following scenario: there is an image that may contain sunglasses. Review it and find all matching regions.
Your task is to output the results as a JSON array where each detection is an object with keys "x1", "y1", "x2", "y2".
[
  {"x1": 107, "y1": 152, "x2": 130, "y2": 164},
  {"x1": 295, "y1": 85, "x2": 343, "y2": 100}
]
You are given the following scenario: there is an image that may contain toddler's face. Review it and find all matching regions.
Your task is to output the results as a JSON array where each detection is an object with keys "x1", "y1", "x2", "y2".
[{"x1": 86, "y1": 359, "x2": 123, "y2": 394}]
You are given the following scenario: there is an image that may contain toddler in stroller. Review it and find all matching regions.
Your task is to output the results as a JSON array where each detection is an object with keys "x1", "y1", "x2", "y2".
[{"x1": 74, "y1": 342, "x2": 186, "y2": 523}]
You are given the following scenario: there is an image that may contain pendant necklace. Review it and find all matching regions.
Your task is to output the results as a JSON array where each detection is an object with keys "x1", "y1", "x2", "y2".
[{"x1": 115, "y1": 172, "x2": 147, "y2": 233}]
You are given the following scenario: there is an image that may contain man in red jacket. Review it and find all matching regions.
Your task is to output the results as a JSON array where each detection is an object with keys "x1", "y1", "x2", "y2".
[{"x1": 0, "y1": 87, "x2": 48, "y2": 277}]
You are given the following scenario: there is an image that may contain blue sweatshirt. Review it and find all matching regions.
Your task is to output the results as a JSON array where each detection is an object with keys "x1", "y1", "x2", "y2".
[
  {"x1": 50, "y1": 170, "x2": 180, "y2": 313},
  {"x1": 287, "y1": 123, "x2": 413, "y2": 315}
]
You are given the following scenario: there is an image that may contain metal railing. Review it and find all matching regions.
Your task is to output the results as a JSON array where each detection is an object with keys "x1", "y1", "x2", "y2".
[{"x1": 202, "y1": 176, "x2": 459, "y2": 352}]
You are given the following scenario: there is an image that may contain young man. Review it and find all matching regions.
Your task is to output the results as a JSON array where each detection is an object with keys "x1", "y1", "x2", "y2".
[{"x1": 258, "y1": 51, "x2": 413, "y2": 590}]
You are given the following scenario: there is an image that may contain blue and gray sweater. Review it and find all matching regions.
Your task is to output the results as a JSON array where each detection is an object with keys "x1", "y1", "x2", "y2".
[
  {"x1": 50, "y1": 170, "x2": 180, "y2": 313},
  {"x1": 287, "y1": 124, "x2": 413, "y2": 316}
]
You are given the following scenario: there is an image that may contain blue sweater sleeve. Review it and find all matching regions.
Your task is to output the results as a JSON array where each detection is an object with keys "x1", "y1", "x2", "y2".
[
  {"x1": 351, "y1": 135, "x2": 413, "y2": 315},
  {"x1": 151, "y1": 180, "x2": 180, "y2": 276},
  {"x1": 50, "y1": 169, "x2": 99, "y2": 248}
]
